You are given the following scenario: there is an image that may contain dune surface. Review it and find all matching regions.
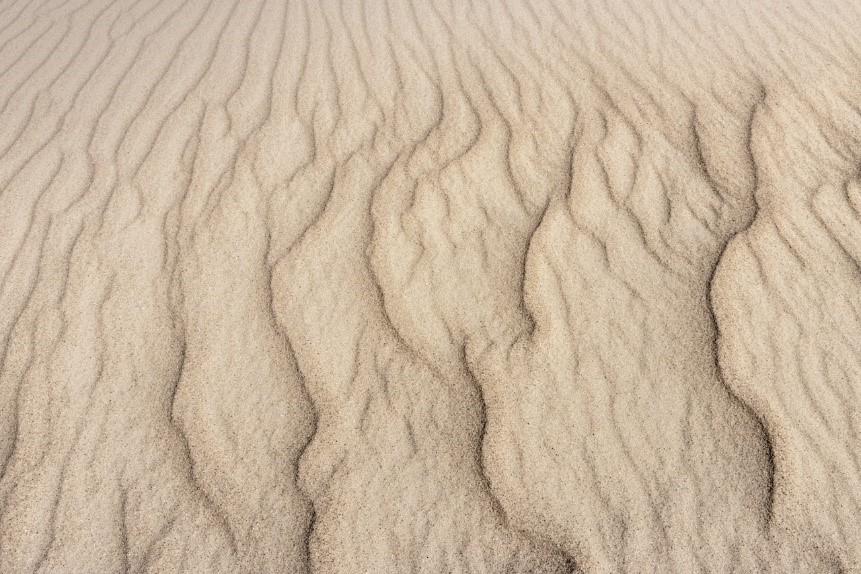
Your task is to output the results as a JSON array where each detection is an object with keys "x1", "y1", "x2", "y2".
[{"x1": 2, "y1": 0, "x2": 861, "y2": 572}]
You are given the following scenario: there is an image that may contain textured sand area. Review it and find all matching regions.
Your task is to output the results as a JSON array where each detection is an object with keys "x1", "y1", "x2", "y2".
[{"x1": 2, "y1": 0, "x2": 861, "y2": 572}]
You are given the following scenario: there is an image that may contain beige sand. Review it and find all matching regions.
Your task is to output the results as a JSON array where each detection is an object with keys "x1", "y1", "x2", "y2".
[{"x1": 1, "y1": 0, "x2": 860, "y2": 572}]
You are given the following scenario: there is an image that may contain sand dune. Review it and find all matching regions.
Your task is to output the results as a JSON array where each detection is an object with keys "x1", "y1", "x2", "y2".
[{"x1": 2, "y1": 0, "x2": 861, "y2": 572}]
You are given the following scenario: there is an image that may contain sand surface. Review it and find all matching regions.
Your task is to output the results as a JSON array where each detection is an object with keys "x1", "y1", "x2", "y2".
[{"x1": 1, "y1": 0, "x2": 861, "y2": 572}]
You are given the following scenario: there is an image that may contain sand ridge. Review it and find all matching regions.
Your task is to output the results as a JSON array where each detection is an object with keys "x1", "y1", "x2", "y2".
[{"x1": 1, "y1": 0, "x2": 861, "y2": 572}]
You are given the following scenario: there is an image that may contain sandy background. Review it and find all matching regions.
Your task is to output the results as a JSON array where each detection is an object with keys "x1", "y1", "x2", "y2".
[{"x1": 1, "y1": 0, "x2": 861, "y2": 572}]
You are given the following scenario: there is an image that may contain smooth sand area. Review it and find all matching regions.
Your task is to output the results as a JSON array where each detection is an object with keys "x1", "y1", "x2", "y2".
[{"x1": 2, "y1": 0, "x2": 861, "y2": 572}]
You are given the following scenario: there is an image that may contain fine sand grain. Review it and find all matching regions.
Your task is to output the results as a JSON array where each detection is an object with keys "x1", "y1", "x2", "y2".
[{"x1": 1, "y1": 0, "x2": 861, "y2": 572}]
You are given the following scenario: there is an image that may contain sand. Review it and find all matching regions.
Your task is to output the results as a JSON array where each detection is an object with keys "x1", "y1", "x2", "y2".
[{"x1": 1, "y1": 0, "x2": 860, "y2": 572}]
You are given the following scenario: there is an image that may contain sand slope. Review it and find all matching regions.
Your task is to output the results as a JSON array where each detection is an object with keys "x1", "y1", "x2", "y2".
[{"x1": 1, "y1": 0, "x2": 860, "y2": 572}]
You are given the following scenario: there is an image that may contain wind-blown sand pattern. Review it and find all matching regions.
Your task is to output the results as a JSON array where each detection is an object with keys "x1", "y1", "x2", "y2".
[{"x1": 1, "y1": 0, "x2": 861, "y2": 572}]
